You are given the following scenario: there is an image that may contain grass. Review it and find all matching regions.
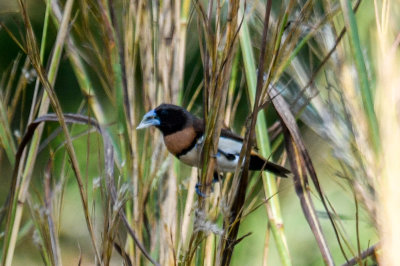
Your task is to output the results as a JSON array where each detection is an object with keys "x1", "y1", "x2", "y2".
[{"x1": 0, "y1": 0, "x2": 397, "y2": 265}]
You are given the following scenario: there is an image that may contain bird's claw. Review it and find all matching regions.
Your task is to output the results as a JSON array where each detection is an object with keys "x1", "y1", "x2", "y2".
[{"x1": 195, "y1": 182, "x2": 214, "y2": 197}]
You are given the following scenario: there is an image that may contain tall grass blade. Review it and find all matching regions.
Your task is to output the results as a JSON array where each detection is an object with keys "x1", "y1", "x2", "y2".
[
  {"x1": 221, "y1": 2, "x2": 273, "y2": 265},
  {"x1": 239, "y1": 6, "x2": 292, "y2": 266},
  {"x1": 270, "y1": 87, "x2": 335, "y2": 265},
  {"x1": 0, "y1": 96, "x2": 16, "y2": 165},
  {"x1": 340, "y1": 0, "x2": 380, "y2": 152}
]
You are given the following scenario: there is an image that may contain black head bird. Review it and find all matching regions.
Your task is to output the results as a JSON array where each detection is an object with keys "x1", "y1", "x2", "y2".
[{"x1": 137, "y1": 103, "x2": 290, "y2": 177}]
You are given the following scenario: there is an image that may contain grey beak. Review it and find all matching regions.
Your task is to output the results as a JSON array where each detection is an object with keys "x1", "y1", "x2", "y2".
[{"x1": 136, "y1": 109, "x2": 160, "y2": 129}]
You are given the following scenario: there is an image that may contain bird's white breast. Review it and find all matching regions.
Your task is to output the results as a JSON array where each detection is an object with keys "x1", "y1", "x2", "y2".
[{"x1": 179, "y1": 136, "x2": 243, "y2": 172}]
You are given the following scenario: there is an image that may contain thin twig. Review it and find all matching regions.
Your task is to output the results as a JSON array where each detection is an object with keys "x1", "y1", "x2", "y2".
[{"x1": 341, "y1": 244, "x2": 379, "y2": 266}]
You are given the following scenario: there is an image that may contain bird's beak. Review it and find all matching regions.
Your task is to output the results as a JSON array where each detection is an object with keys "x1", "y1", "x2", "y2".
[{"x1": 136, "y1": 109, "x2": 160, "y2": 129}]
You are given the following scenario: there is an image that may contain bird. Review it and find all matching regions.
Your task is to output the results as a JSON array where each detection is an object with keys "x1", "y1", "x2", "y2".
[{"x1": 136, "y1": 103, "x2": 290, "y2": 179}]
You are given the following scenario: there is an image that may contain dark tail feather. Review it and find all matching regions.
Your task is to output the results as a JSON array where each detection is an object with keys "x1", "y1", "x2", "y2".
[{"x1": 249, "y1": 153, "x2": 290, "y2": 177}]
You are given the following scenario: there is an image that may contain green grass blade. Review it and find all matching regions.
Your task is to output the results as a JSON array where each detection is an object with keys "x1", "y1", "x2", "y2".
[
  {"x1": 239, "y1": 9, "x2": 292, "y2": 266},
  {"x1": 0, "y1": 97, "x2": 16, "y2": 165},
  {"x1": 340, "y1": 0, "x2": 380, "y2": 152}
]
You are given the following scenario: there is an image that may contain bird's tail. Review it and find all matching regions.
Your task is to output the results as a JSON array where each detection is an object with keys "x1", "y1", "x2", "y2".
[{"x1": 249, "y1": 152, "x2": 290, "y2": 177}]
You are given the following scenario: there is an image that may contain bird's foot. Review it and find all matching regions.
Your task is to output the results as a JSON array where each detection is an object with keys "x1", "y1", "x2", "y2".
[
  {"x1": 195, "y1": 173, "x2": 222, "y2": 197},
  {"x1": 195, "y1": 182, "x2": 214, "y2": 197}
]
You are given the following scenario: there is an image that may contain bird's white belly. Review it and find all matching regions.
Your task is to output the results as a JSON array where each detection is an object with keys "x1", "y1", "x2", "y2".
[
  {"x1": 179, "y1": 147, "x2": 202, "y2": 168},
  {"x1": 178, "y1": 136, "x2": 242, "y2": 172}
]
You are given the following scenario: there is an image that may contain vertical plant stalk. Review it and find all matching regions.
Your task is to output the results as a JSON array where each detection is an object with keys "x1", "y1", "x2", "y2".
[
  {"x1": 374, "y1": 1, "x2": 400, "y2": 264},
  {"x1": 156, "y1": 0, "x2": 190, "y2": 263},
  {"x1": 177, "y1": 0, "x2": 191, "y2": 104},
  {"x1": 220, "y1": 2, "x2": 275, "y2": 265},
  {"x1": 185, "y1": 0, "x2": 240, "y2": 264},
  {"x1": 340, "y1": 0, "x2": 380, "y2": 152},
  {"x1": 270, "y1": 87, "x2": 334, "y2": 265},
  {"x1": 0, "y1": 95, "x2": 16, "y2": 164},
  {"x1": 239, "y1": 7, "x2": 292, "y2": 266},
  {"x1": 282, "y1": 129, "x2": 334, "y2": 265},
  {"x1": 123, "y1": 0, "x2": 143, "y2": 261},
  {"x1": 102, "y1": 1, "x2": 139, "y2": 263},
  {"x1": 262, "y1": 223, "x2": 271, "y2": 266},
  {"x1": 107, "y1": 0, "x2": 131, "y2": 127},
  {"x1": 170, "y1": 1, "x2": 191, "y2": 259},
  {"x1": 0, "y1": 54, "x2": 23, "y2": 165},
  {"x1": 43, "y1": 159, "x2": 62, "y2": 265},
  {"x1": 225, "y1": 51, "x2": 240, "y2": 126},
  {"x1": 198, "y1": 0, "x2": 240, "y2": 205},
  {"x1": 7, "y1": 56, "x2": 30, "y2": 123},
  {"x1": 177, "y1": 168, "x2": 197, "y2": 257}
]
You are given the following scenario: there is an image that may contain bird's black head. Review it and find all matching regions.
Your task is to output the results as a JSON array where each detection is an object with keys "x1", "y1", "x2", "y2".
[{"x1": 136, "y1": 104, "x2": 191, "y2": 135}]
